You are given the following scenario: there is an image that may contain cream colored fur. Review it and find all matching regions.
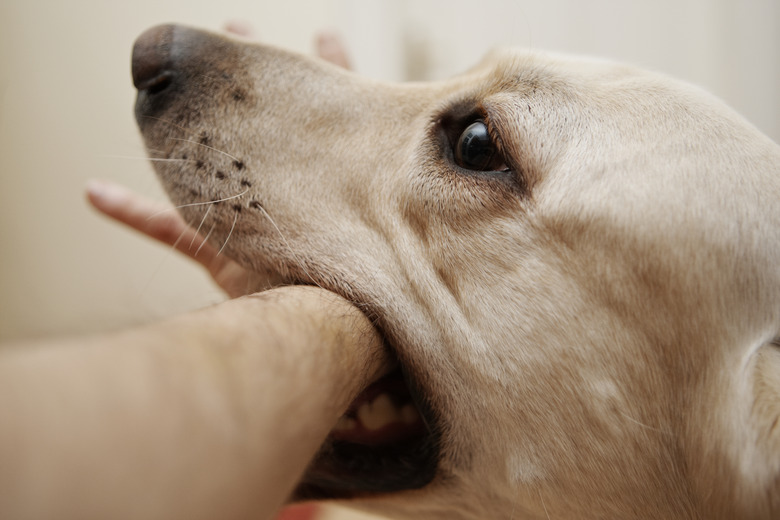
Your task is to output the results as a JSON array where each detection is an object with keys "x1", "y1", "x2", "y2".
[{"x1": 136, "y1": 26, "x2": 780, "y2": 519}]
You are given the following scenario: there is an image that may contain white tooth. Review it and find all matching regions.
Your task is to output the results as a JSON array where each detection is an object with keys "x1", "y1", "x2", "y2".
[
  {"x1": 357, "y1": 394, "x2": 400, "y2": 430},
  {"x1": 333, "y1": 416, "x2": 357, "y2": 432},
  {"x1": 400, "y1": 404, "x2": 421, "y2": 425}
]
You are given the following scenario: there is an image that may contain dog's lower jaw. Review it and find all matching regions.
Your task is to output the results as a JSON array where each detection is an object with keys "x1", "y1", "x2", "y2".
[
  {"x1": 294, "y1": 433, "x2": 439, "y2": 498},
  {"x1": 294, "y1": 354, "x2": 441, "y2": 499}
]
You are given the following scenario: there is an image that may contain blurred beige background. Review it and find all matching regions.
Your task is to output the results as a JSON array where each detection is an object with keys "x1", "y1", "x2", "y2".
[
  {"x1": 1, "y1": 0, "x2": 778, "y2": 342},
  {"x1": 0, "y1": 0, "x2": 777, "y2": 518}
]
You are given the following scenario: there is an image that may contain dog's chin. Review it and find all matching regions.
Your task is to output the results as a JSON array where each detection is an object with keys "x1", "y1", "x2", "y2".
[{"x1": 294, "y1": 357, "x2": 440, "y2": 500}]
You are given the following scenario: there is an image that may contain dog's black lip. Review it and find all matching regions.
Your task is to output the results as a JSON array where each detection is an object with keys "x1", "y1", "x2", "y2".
[{"x1": 294, "y1": 380, "x2": 440, "y2": 499}]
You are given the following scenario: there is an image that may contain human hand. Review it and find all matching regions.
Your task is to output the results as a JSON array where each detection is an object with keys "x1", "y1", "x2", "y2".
[
  {"x1": 86, "y1": 180, "x2": 260, "y2": 298},
  {"x1": 223, "y1": 20, "x2": 351, "y2": 70}
]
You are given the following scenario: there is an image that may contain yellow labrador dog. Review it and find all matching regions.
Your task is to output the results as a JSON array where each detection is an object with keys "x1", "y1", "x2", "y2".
[{"x1": 132, "y1": 25, "x2": 780, "y2": 519}]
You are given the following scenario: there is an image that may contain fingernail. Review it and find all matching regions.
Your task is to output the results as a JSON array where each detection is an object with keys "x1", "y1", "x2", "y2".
[{"x1": 86, "y1": 179, "x2": 129, "y2": 207}]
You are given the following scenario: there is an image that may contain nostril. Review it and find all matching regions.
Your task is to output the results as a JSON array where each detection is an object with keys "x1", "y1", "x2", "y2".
[
  {"x1": 132, "y1": 24, "x2": 175, "y2": 92},
  {"x1": 139, "y1": 71, "x2": 174, "y2": 94}
]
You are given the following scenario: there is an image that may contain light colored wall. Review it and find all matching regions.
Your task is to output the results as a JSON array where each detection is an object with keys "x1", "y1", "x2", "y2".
[
  {"x1": 1, "y1": 0, "x2": 778, "y2": 342},
  {"x1": 0, "y1": 0, "x2": 350, "y2": 340}
]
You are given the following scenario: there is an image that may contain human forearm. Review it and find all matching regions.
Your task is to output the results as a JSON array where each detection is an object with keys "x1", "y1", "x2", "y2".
[{"x1": 0, "y1": 286, "x2": 387, "y2": 520}]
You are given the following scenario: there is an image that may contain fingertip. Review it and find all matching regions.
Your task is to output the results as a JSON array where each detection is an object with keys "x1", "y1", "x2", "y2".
[
  {"x1": 316, "y1": 30, "x2": 339, "y2": 45},
  {"x1": 315, "y1": 31, "x2": 340, "y2": 53},
  {"x1": 315, "y1": 31, "x2": 351, "y2": 70},
  {"x1": 85, "y1": 179, "x2": 129, "y2": 210},
  {"x1": 224, "y1": 20, "x2": 255, "y2": 39},
  {"x1": 274, "y1": 503, "x2": 320, "y2": 520}
]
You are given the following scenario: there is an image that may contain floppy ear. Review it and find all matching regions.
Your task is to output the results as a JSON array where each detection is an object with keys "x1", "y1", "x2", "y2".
[
  {"x1": 694, "y1": 333, "x2": 780, "y2": 519},
  {"x1": 750, "y1": 341, "x2": 780, "y2": 465},
  {"x1": 739, "y1": 339, "x2": 780, "y2": 516}
]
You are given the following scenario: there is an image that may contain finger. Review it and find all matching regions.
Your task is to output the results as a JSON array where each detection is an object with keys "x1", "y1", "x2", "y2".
[
  {"x1": 275, "y1": 504, "x2": 320, "y2": 520},
  {"x1": 224, "y1": 20, "x2": 256, "y2": 40},
  {"x1": 86, "y1": 179, "x2": 221, "y2": 267},
  {"x1": 316, "y1": 31, "x2": 352, "y2": 70}
]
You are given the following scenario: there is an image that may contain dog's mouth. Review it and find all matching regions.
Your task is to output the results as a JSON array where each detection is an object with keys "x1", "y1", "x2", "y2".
[
  {"x1": 129, "y1": 23, "x2": 441, "y2": 499},
  {"x1": 330, "y1": 369, "x2": 425, "y2": 445},
  {"x1": 295, "y1": 330, "x2": 440, "y2": 499}
]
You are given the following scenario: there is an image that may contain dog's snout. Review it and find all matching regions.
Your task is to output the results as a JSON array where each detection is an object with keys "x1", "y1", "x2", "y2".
[
  {"x1": 132, "y1": 24, "x2": 243, "y2": 124},
  {"x1": 132, "y1": 24, "x2": 177, "y2": 93}
]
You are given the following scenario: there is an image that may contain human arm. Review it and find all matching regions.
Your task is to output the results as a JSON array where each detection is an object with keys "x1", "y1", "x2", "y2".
[{"x1": 0, "y1": 286, "x2": 387, "y2": 520}]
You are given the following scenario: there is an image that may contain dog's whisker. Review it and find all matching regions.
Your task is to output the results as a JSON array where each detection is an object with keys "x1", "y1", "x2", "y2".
[
  {"x1": 217, "y1": 211, "x2": 239, "y2": 257},
  {"x1": 141, "y1": 116, "x2": 244, "y2": 170},
  {"x1": 194, "y1": 222, "x2": 216, "y2": 257},
  {"x1": 142, "y1": 118, "x2": 237, "y2": 160},
  {"x1": 167, "y1": 137, "x2": 240, "y2": 162},
  {"x1": 617, "y1": 411, "x2": 671, "y2": 436},
  {"x1": 147, "y1": 157, "x2": 196, "y2": 163},
  {"x1": 169, "y1": 221, "x2": 190, "y2": 252},
  {"x1": 174, "y1": 189, "x2": 249, "y2": 209},
  {"x1": 98, "y1": 154, "x2": 195, "y2": 164},
  {"x1": 539, "y1": 489, "x2": 551, "y2": 520},
  {"x1": 144, "y1": 189, "x2": 250, "y2": 221},
  {"x1": 255, "y1": 204, "x2": 325, "y2": 291},
  {"x1": 190, "y1": 205, "x2": 212, "y2": 249}
]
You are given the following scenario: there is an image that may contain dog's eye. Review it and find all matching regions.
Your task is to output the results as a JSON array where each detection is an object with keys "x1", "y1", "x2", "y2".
[{"x1": 454, "y1": 121, "x2": 507, "y2": 172}]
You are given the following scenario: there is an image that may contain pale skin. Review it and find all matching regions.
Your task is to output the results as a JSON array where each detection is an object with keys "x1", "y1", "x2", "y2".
[
  {"x1": 0, "y1": 287, "x2": 388, "y2": 520},
  {"x1": 0, "y1": 30, "x2": 363, "y2": 520}
]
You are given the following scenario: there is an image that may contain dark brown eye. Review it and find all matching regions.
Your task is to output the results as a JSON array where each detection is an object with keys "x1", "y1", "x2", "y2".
[{"x1": 454, "y1": 121, "x2": 506, "y2": 172}]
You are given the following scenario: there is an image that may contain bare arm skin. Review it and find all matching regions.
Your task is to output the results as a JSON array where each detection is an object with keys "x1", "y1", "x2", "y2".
[{"x1": 0, "y1": 286, "x2": 388, "y2": 520}]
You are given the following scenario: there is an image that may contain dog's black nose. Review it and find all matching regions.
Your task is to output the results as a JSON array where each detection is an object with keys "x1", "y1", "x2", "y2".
[
  {"x1": 132, "y1": 24, "x2": 175, "y2": 92},
  {"x1": 132, "y1": 24, "x2": 239, "y2": 125}
]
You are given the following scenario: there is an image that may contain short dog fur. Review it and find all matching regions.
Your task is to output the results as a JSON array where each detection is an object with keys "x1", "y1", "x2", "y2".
[{"x1": 132, "y1": 25, "x2": 780, "y2": 519}]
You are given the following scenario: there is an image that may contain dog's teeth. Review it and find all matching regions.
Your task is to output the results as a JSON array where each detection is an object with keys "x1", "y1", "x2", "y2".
[
  {"x1": 357, "y1": 394, "x2": 400, "y2": 431},
  {"x1": 400, "y1": 403, "x2": 421, "y2": 425},
  {"x1": 333, "y1": 415, "x2": 358, "y2": 432}
]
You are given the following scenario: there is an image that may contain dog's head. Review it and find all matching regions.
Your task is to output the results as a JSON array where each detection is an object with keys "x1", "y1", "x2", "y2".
[{"x1": 132, "y1": 25, "x2": 780, "y2": 519}]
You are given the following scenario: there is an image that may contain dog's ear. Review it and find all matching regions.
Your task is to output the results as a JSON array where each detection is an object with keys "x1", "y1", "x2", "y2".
[
  {"x1": 733, "y1": 339, "x2": 780, "y2": 517},
  {"x1": 692, "y1": 335, "x2": 780, "y2": 518},
  {"x1": 749, "y1": 340, "x2": 780, "y2": 468}
]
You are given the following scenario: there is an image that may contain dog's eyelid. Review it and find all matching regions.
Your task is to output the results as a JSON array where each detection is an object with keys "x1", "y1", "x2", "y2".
[
  {"x1": 428, "y1": 99, "x2": 527, "y2": 193},
  {"x1": 460, "y1": 115, "x2": 517, "y2": 173},
  {"x1": 485, "y1": 121, "x2": 514, "y2": 170},
  {"x1": 479, "y1": 107, "x2": 532, "y2": 190}
]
